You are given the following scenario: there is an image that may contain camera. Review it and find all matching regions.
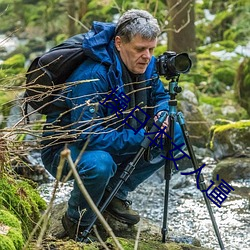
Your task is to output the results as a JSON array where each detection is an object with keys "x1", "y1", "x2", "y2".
[{"x1": 156, "y1": 51, "x2": 192, "y2": 79}]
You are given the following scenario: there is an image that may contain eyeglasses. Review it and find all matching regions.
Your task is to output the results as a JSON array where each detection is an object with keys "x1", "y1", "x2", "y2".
[{"x1": 115, "y1": 17, "x2": 139, "y2": 35}]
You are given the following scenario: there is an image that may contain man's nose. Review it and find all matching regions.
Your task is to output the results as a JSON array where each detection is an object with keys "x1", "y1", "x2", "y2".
[{"x1": 142, "y1": 49, "x2": 151, "y2": 59}]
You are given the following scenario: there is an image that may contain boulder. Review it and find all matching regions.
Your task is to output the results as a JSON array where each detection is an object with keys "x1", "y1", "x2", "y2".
[
  {"x1": 42, "y1": 201, "x2": 212, "y2": 250},
  {"x1": 209, "y1": 120, "x2": 250, "y2": 160},
  {"x1": 179, "y1": 100, "x2": 211, "y2": 148},
  {"x1": 212, "y1": 157, "x2": 250, "y2": 182}
]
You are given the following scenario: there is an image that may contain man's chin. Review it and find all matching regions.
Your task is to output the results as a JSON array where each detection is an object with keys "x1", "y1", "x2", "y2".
[{"x1": 132, "y1": 68, "x2": 147, "y2": 75}]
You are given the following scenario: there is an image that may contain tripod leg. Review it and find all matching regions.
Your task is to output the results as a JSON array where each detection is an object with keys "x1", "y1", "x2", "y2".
[
  {"x1": 162, "y1": 114, "x2": 175, "y2": 243},
  {"x1": 177, "y1": 112, "x2": 225, "y2": 250}
]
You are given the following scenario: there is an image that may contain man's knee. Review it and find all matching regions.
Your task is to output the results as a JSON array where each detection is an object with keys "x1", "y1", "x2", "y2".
[{"x1": 77, "y1": 150, "x2": 117, "y2": 181}]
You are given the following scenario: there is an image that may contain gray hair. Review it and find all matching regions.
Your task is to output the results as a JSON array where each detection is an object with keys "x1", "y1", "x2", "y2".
[{"x1": 115, "y1": 9, "x2": 160, "y2": 43}]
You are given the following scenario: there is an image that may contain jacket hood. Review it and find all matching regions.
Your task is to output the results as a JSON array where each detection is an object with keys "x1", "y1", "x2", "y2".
[{"x1": 82, "y1": 21, "x2": 116, "y2": 65}]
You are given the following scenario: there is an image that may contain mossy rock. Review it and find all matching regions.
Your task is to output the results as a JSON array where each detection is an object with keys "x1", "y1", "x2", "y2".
[
  {"x1": 199, "y1": 92, "x2": 248, "y2": 122},
  {"x1": 106, "y1": 237, "x2": 210, "y2": 250},
  {"x1": 0, "y1": 174, "x2": 47, "y2": 239},
  {"x1": 28, "y1": 237, "x2": 211, "y2": 250},
  {"x1": 209, "y1": 120, "x2": 250, "y2": 160},
  {"x1": 43, "y1": 202, "x2": 211, "y2": 250},
  {"x1": 0, "y1": 209, "x2": 24, "y2": 250},
  {"x1": 212, "y1": 157, "x2": 250, "y2": 183}
]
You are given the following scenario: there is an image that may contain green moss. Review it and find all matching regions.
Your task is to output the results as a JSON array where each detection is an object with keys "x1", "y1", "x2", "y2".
[
  {"x1": 214, "y1": 119, "x2": 232, "y2": 126},
  {"x1": 0, "y1": 175, "x2": 47, "y2": 239},
  {"x1": 166, "y1": 243, "x2": 183, "y2": 250},
  {"x1": 213, "y1": 120, "x2": 250, "y2": 133},
  {"x1": 217, "y1": 40, "x2": 237, "y2": 51},
  {"x1": 209, "y1": 120, "x2": 250, "y2": 150},
  {"x1": 199, "y1": 90, "x2": 249, "y2": 122},
  {"x1": 0, "y1": 209, "x2": 24, "y2": 249},
  {"x1": 0, "y1": 235, "x2": 16, "y2": 250},
  {"x1": 1, "y1": 54, "x2": 25, "y2": 69},
  {"x1": 199, "y1": 95, "x2": 224, "y2": 107},
  {"x1": 105, "y1": 237, "x2": 206, "y2": 250},
  {"x1": 0, "y1": 54, "x2": 26, "y2": 86},
  {"x1": 0, "y1": 209, "x2": 21, "y2": 229},
  {"x1": 213, "y1": 67, "x2": 235, "y2": 86},
  {"x1": 116, "y1": 238, "x2": 134, "y2": 250},
  {"x1": 7, "y1": 228, "x2": 24, "y2": 249},
  {"x1": 84, "y1": 243, "x2": 100, "y2": 250}
]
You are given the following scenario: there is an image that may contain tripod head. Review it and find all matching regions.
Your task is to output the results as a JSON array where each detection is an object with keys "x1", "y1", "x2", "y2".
[{"x1": 168, "y1": 76, "x2": 182, "y2": 99}]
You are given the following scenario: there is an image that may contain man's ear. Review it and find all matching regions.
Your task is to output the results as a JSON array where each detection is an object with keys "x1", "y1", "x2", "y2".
[{"x1": 115, "y1": 36, "x2": 122, "y2": 51}]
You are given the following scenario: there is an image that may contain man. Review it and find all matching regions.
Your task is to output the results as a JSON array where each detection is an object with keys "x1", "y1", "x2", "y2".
[{"x1": 41, "y1": 9, "x2": 184, "y2": 241}]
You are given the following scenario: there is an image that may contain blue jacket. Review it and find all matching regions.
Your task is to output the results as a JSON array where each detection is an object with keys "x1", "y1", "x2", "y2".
[{"x1": 44, "y1": 21, "x2": 170, "y2": 156}]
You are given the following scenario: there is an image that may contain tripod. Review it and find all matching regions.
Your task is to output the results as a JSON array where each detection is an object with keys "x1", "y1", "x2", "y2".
[
  {"x1": 82, "y1": 77, "x2": 225, "y2": 249},
  {"x1": 161, "y1": 77, "x2": 225, "y2": 249},
  {"x1": 81, "y1": 111, "x2": 168, "y2": 240}
]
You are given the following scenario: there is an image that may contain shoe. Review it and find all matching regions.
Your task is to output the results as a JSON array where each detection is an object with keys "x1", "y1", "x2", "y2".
[
  {"x1": 61, "y1": 213, "x2": 97, "y2": 243},
  {"x1": 104, "y1": 194, "x2": 140, "y2": 225}
]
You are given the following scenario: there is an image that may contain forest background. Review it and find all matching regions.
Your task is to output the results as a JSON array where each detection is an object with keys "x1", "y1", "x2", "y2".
[{"x1": 0, "y1": 0, "x2": 250, "y2": 125}]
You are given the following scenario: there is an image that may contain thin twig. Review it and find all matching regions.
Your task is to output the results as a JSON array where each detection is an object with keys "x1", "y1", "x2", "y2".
[
  {"x1": 93, "y1": 225, "x2": 110, "y2": 250},
  {"x1": 61, "y1": 148, "x2": 124, "y2": 250},
  {"x1": 68, "y1": 14, "x2": 90, "y2": 31},
  {"x1": 134, "y1": 220, "x2": 142, "y2": 250}
]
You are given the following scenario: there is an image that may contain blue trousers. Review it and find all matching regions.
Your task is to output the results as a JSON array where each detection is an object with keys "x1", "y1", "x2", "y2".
[{"x1": 41, "y1": 123, "x2": 184, "y2": 226}]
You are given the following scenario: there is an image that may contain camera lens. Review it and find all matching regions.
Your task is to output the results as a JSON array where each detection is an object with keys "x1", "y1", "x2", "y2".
[
  {"x1": 174, "y1": 53, "x2": 192, "y2": 73},
  {"x1": 156, "y1": 51, "x2": 192, "y2": 79}
]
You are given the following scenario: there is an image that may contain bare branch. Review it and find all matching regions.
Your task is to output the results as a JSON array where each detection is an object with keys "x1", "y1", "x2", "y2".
[
  {"x1": 63, "y1": 148, "x2": 124, "y2": 250},
  {"x1": 68, "y1": 14, "x2": 90, "y2": 32}
]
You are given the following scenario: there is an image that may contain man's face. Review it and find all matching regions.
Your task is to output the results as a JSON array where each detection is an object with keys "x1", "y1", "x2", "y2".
[{"x1": 115, "y1": 35, "x2": 157, "y2": 74}]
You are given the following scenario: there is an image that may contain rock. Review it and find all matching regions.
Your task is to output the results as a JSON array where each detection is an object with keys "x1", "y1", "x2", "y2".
[
  {"x1": 209, "y1": 120, "x2": 250, "y2": 160},
  {"x1": 179, "y1": 100, "x2": 211, "y2": 148},
  {"x1": 212, "y1": 157, "x2": 250, "y2": 182},
  {"x1": 221, "y1": 105, "x2": 237, "y2": 116},
  {"x1": 44, "y1": 201, "x2": 212, "y2": 250},
  {"x1": 199, "y1": 103, "x2": 213, "y2": 117},
  {"x1": 181, "y1": 89, "x2": 199, "y2": 105},
  {"x1": 170, "y1": 171, "x2": 191, "y2": 189}
]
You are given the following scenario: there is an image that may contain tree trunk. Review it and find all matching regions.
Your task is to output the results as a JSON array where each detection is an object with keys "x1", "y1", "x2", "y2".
[
  {"x1": 167, "y1": 0, "x2": 196, "y2": 62},
  {"x1": 67, "y1": 0, "x2": 77, "y2": 36},
  {"x1": 78, "y1": 0, "x2": 88, "y2": 20}
]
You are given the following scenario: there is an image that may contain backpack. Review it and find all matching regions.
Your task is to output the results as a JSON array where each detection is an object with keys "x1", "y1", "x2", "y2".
[{"x1": 24, "y1": 34, "x2": 87, "y2": 115}]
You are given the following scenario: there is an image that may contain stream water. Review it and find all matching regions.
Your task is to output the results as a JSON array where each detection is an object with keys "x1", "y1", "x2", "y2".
[{"x1": 38, "y1": 156, "x2": 250, "y2": 250}]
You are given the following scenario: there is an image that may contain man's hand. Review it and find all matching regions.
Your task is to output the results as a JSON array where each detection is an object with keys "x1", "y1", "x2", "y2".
[{"x1": 154, "y1": 111, "x2": 169, "y2": 137}]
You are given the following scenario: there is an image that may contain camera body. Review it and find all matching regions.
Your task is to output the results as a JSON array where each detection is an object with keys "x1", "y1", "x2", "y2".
[{"x1": 156, "y1": 51, "x2": 192, "y2": 79}]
